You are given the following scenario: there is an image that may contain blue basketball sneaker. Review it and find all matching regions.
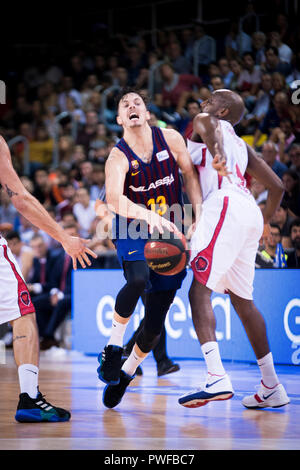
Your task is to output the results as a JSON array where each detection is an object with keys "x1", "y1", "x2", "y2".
[
  {"x1": 178, "y1": 373, "x2": 234, "y2": 408},
  {"x1": 15, "y1": 391, "x2": 71, "y2": 422},
  {"x1": 97, "y1": 345, "x2": 123, "y2": 385},
  {"x1": 103, "y1": 369, "x2": 134, "y2": 408}
]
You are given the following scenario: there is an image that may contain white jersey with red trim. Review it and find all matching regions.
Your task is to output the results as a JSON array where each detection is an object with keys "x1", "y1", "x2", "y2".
[{"x1": 187, "y1": 119, "x2": 252, "y2": 201}]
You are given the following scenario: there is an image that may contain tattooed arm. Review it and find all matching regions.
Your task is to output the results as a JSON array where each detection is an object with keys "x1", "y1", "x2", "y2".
[{"x1": 0, "y1": 136, "x2": 97, "y2": 269}]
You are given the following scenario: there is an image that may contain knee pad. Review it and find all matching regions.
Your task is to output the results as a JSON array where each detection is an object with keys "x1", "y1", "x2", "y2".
[{"x1": 136, "y1": 326, "x2": 161, "y2": 354}]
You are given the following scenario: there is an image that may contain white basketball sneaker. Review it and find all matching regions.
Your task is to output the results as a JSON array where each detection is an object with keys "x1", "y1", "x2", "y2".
[
  {"x1": 242, "y1": 381, "x2": 290, "y2": 409},
  {"x1": 178, "y1": 373, "x2": 234, "y2": 408}
]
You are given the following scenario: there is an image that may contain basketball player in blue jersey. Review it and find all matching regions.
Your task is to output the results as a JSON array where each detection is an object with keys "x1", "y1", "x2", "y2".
[{"x1": 97, "y1": 88, "x2": 202, "y2": 408}]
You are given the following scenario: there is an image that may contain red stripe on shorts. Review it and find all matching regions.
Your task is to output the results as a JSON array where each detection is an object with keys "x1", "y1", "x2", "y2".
[
  {"x1": 3, "y1": 245, "x2": 35, "y2": 317},
  {"x1": 191, "y1": 196, "x2": 229, "y2": 286}
]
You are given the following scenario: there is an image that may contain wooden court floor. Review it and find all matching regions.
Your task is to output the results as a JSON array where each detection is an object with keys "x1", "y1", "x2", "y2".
[{"x1": 0, "y1": 350, "x2": 299, "y2": 450}]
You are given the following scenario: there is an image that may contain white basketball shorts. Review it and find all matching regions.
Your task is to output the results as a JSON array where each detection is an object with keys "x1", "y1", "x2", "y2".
[
  {"x1": 0, "y1": 237, "x2": 35, "y2": 325},
  {"x1": 190, "y1": 189, "x2": 264, "y2": 300}
]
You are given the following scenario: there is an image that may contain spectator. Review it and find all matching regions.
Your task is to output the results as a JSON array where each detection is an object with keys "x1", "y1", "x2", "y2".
[
  {"x1": 72, "y1": 187, "x2": 96, "y2": 237},
  {"x1": 57, "y1": 135, "x2": 75, "y2": 169},
  {"x1": 252, "y1": 31, "x2": 266, "y2": 66},
  {"x1": 282, "y1": 170, "x2": 300, "y2": 217},
  {"x1": 218, "y1": 57, "x2": 234, "y2": 88},
  {"x1": 65, "y1": 95, "x2": 86, "y2": 126},
  {"x1": 27, "y1": 234, "x2": 57, "y2": 297},
  {"x1": 270, "y1": 31, "x2": 293, "y2": 64},
  {"x1": 154, "y1": 63, "x2": 202, "y2": 117},
  {"x1": 79, "y1": 160, "x2": 94, "y2": 188},
  {"x1": 6, "y1": 230, "x2": 34, "y2": 281},
  {"x1": 76, "y1": 110, "x2": 99, "y2": 155},
  {"x1": 261, "y1": 141, "x2": 288, "y2": 179},
  {"x1": 209, "y1": 75, "x2": 225, "y2": 91},
  {"x1": 270, "y1": 201, "x2": 296, "y2": 249},
  {"x1": 228, "y1": 58, "x2": 243, "y2": 91},
  {"x1": 224, "y1": 21, "x2": 252, "y2": 60},
  {"x1": 271, "y1": 72, "x2": 287, "y2": 94},
  {"x1": 55, "y1": 182, "x2": 76, "y2": 220},
  {"x1": 58, "y1": 76, "x2": 82, "y2": 112},
  {"x1": 193, "y1": 23, "x2": 216, "y2": 75},
  {"x1": 259, "y1": 224, "x2": 287, "y2": 268},
  {"x1": 288, "y1": 143, "x2": 300, "y2": 177},
  {"x1": 237, "y1": 52, "x2": 261, "y2": 96},
  {"x1": 253, "y1": 91, "x2": 291, "y2": 147},
  {"x1": 262, "y1": 46, "x2": 291, "y2": 77},
  {"x1": 32, "y1": 167, "x2": 57, "y2": 206},
  {"x1": 148, "y1": 112, "x2": 167, "y2": 129},
  {"x1": 167, "y1": 41, "x2": 192, "y2": 74},
  {"x1": 286, "y1": 218, "x2": 300, "y2": 268},
  {"x1": 269, "y1": 118, "x2": 296, "y2": 163},
  {"x1": 241, "y1": 73, "x2": 273, "y2": 134},
  {"x1": 71, "y1": 145, "x2": 86, "y2": 166},
  {"x1": 250, "y1": 177, "x2": 268, "y2": 204},
  {"x1": 67, "y1": 55, "x2": 89, "y2": 90},
  {"x1": 33, "y1": 224, "x2": 78, "y2": 351},
  {"x1": 28, "y1": 125, "x2": 54, "y2": 167},
  {"x1": 90, "y1": 164, "x2": 106, "y2": 201},
  {"x1": 181, "y1": 99, "x2": 201, "y2": 140}
]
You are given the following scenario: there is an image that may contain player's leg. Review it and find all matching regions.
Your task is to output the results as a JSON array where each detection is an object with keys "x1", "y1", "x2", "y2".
[
  {"x1": 152, "y1": 325, "x2": 180, "y2": 377},
  {"x1": 98, "y1": 260, "x2": 150, "y2": 385},
  {"x1": 229, "y1": 292, "x2": 290, "y2": 409},
  {"x1": 0, "y1": 243, "x2": 70, "y2": 422},
  {"x1": 102, "y1": 288, "x2": 177, "y2": 409},
  {"x1": 11, "y1": 312, "x2": 71, "y2": 423},
  {"x1": 178, "y1": 277, "x2": 233, "y2": 408}
]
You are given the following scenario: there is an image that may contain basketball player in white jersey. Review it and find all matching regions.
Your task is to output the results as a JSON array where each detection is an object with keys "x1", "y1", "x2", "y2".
[
  {"x1": 0, "y1": 136, "x2": 96, "y2": 422},
  {"x1": 179, "y1": 89, "x2": 290, "y2": 409}
]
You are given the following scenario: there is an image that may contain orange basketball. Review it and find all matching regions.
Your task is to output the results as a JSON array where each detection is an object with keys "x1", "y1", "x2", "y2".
[{"x1": 144, "y1": 231, "x2": 190, "y2": 276}]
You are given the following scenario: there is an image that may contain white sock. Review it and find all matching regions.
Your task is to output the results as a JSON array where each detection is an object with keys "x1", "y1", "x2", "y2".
[
  {"x1": 122, "y1": 348, "x2": 145, "y2": 377},
  {"x1": 201, "y1": 341, "x2": 226, "y2": 377},
  {"x1": 18, "y1": 364, "x2": 39, "y2": 399},
  {"x1": 107, "y1": 318, "x2": 128, "y2": 347},
  {"x1": 257, "y1": 352, "x2": 279, "y2": 388}
]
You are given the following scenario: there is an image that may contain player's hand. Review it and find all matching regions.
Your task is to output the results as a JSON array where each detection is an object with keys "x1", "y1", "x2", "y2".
[
  {"x1": 60, "y1": 235, "x2": 98, "y2": 270},
  {"x1": 212, "y1": 144, "x2": 232, "y2": 182},
  {"x1": 262, "y1": 223, "x2": 272, "y2": 246},
  {"x1": 146, "y1": 211, "x2": 180, "y2": 237},
  {"x1": 186, "y1": 222, "x2": 196, "y2": 241}
]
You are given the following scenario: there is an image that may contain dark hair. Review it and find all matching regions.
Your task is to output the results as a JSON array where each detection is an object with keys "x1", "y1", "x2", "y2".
[
  {"x1": 242, "y1": 51, "x2": 255, "y2": 61},
  {"x1": 266, "y1": 46, "x2": 279, "y2": 56},
  {"x1": 114, "y1": 87, "x2": 149, "y2": 109},
  {"x1": 186, "y1": 98, "x2": 201, "y2": 108},
  {"x1": 282, "y1": 169, "x2": 299, "y2": 182},
  {"x1": 289, "y1": 218, "x2": 300, "y2": 234},
  {"x1": 6, "y1": 230, "x2": 21, "y2": 241},
  {"x1": 270, "y1": 223, "x2": 281, "y2": 233},
  {"x1": 280, "y1": 200, "x2": 289, "y2": 210}
]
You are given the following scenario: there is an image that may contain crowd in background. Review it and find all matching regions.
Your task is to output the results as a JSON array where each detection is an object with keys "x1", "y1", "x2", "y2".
[{"x1": 1, "y1": 3, "x2": 300, "y2": 349}]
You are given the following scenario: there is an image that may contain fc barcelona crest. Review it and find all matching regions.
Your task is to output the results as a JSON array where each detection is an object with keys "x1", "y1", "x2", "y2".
[{"x1": 131, "y1": 160, "x2": 139, "y2": 170}]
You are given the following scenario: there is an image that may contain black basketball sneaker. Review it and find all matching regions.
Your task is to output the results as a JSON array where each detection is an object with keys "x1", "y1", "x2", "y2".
[
  {"x1": 102, "y1": 369, "x2": 134, "y2": 409},
  {"x1": 97, "y1": 345, "x2": 123, "y2": 385},
  {"x1": 15, "y1": 391, "x2": 71, "y2": 423}
]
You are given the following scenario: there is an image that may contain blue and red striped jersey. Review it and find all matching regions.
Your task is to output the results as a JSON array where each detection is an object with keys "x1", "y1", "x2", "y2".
[{"x1": 114, "y1": 126, "x2": 183, "y2": 238}]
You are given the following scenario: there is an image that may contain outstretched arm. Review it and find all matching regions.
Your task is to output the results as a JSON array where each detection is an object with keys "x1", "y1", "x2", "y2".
[{"x1": 0, "y1": 136, "x2": 97, "y2": 269}]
